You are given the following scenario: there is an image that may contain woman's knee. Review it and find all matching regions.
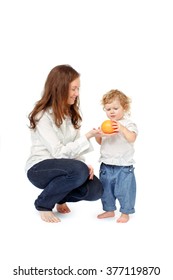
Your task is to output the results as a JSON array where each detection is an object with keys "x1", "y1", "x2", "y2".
[{"x1": 69, "y1": 160, "x2": 89, "y2": 185}]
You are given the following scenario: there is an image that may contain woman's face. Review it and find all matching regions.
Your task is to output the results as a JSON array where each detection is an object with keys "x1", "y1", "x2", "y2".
[{"x1": 67, "y1": 77, "x2": 80, "y2": 105}]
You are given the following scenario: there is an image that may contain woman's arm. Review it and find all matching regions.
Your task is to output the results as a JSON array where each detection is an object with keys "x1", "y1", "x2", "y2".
[{"x1": 36, "y1": 112, "x2": 100, "y2": 159}]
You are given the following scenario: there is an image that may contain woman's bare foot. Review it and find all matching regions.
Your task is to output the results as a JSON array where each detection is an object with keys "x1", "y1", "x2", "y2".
[
  {"x1": 39, "y1": 211, "x2": 61, "y2": 223},
  {"x1": 117, "y1": 213, "x2": 129, "y2": 223},
  {"x1": 97, "y1": 211, "x2": 115, "y2": 219},
  {"x1": 56, "y1": 203, "x2": 71, "y2": 214}
]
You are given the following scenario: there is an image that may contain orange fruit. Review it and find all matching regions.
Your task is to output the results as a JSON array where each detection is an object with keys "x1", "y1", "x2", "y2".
[{"x1": 101, "y1": 120, "x2": 114, "y2": 134}]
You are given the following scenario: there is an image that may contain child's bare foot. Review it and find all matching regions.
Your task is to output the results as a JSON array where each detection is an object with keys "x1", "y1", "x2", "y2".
[
  {"x1": 56, "y1": 203, "x2": 71, "y2": 214},
  {"x1": 117, "y1": 213, "x2": 129, "y2": 223},
  {"x1": 39, "y1": 211, "x2": 61, "y2": 223},
  {"x1": 97, "y1": 211, "x2": 115, "y2": 219}
]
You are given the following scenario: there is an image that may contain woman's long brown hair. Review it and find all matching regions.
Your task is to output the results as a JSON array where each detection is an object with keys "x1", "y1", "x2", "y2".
[{"x1": 28, "y1": 65, "x2": 82, "y2": 129}]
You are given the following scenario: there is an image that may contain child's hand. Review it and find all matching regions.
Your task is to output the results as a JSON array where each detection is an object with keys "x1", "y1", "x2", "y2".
[{"x1": 112, "y1": 120, "x2": 119, "y2": 132}]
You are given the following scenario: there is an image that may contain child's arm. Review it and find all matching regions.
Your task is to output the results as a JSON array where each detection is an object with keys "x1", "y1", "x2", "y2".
[
  {"x1": 118, "y1": 123, "x2": 137, "y2": 143},
  {"x1": 95, "y1": 136, "x2": 102, "y2": 145},
  {"x1": 95, "y1": 127, "x2": 103, "y2": 145}
]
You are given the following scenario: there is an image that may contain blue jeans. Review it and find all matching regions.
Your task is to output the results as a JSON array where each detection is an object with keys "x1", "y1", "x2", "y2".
[
  {"x1": 99, "y1": 163, "x2": 136, "y2": 214},
  {"x1": 27, "y1": 159, "x2": 103, "y2": 211}
]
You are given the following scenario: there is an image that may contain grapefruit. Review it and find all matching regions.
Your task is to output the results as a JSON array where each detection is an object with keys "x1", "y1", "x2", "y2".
[{"x1": 101, "y1": 120, "x2": 114, "y2": 134}]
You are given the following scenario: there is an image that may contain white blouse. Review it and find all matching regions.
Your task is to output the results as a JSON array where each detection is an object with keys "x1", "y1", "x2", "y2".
[{"x1": 25, "y1": 109, "x2": 93, "y2": 171}]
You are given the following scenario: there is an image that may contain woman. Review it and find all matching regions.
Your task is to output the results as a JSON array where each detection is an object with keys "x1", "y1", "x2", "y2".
[{"x1": 26, "y1": 64, "x2": 103, "y2": 223}]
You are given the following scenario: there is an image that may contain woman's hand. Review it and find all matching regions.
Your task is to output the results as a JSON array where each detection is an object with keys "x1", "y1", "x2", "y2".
[
  {"x1": 85, "y1": 128, "x2": 101, "y2": 139},
  {"x1": 87, "y1": 165, "x2": 94, "y2": 180}
]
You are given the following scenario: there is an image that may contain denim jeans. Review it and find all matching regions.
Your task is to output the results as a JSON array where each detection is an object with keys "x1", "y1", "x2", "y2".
[
  {"x1": 99, "y1": 163, "x2": 136, "y2": 214},
  {"x1": 27, "y1": 159, "x2": 103, "y2": 211}
]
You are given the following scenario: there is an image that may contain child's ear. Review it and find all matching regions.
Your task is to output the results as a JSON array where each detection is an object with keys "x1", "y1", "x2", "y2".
[{"x1": 124, "y1": 104, "x2": 129, "y2": 112}]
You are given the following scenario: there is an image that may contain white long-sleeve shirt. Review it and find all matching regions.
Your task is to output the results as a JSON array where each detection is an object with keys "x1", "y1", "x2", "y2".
[{"x1": 25, "y1": 109, "x2": 93, "y2": 172}]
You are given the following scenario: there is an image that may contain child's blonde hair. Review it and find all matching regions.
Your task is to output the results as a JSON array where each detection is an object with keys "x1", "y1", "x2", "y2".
[{"x1": 101, "y1": 89, "x2": 131, "y2": 113}]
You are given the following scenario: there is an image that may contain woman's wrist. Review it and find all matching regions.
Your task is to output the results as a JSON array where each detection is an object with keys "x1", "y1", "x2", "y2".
[{"x1": 85, "y1": 131, "x2": 92, "y2": 139}]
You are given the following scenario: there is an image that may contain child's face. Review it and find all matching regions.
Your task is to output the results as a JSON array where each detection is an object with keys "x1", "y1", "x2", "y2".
[{"x1": 104, "y1": 98, "x2": 124, "y2": 121}]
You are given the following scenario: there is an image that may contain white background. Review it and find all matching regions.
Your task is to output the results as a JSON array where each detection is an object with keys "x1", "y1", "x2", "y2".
[{"x1": 0, "y1": 0, "x2": 172, "y2": 279}]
